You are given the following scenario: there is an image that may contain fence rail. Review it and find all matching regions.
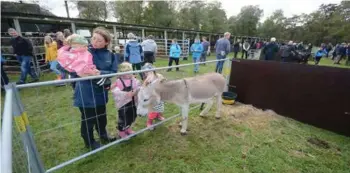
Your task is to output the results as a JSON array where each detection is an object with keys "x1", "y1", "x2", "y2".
[{"x1": 1, "y1": 58, "x2": 233, "y2": 173}]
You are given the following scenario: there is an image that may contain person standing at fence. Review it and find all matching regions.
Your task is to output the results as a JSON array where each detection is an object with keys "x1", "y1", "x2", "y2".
[
  {"x1": 263, "y1": 37, "x2": 279, "y2": 61},
  {"x1": 233, "y1": 39, "x2": 240, "y2": 59},
  {"x1": 214, "y1": 32, "x2": 231, "y2": 74},
  {"x1": 334, "y1": 43, "x2": 347, "y2": 65},
  {"x1": 44, "y1": 35, "x2": 61, "y2": 80},
  {"x1": 8, "y1": 28, "x2": 39, "y2": 85},
  {"x1": 200, "y1": 37, "x2": 210, "y2": 65},
  {"x1": 167, "y1": 39, "x2": 182, "y2": 72},
  {"x1": 314, "y1": 47, "x2": 327, "y2": 65},
  {"x1": 346, "y1": 43, "x2": 350, "y2": 66},
  {"x1": 241, "y1": 40, "x2": 250, "y2": 59},
  {"x1": 1, "y1": 54, "x2": 9, "y2": 92},
  {"x1": 124, "y1": 33, "x2": 143, "y2": 79},
  {"x1": 111, "y1": 62, "x2": 141, "y2": 138},
  {"x1": 141, "y1": 35, "x2": 157, "y2": 64},
  {"x1": 190, "y1": 37, "x2": 203, "y2": 73},
  {"x1": 73, "y1": 27, "x2": 118, "y2": 150}
]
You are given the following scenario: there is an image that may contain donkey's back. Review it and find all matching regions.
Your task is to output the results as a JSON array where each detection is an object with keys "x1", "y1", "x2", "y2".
[{"x1": 186, "y1": 73, "x2": 226, "y2": 103}]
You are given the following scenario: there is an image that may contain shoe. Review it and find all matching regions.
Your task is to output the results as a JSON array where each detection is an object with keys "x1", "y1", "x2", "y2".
[
  {"x1": 100, "y1": 135, "x2": 116, "y2": 143},
  {"x1": 85, "y1": 141, "x2": 101, "y2": 150},
  {"x1": 167, "y1": 69, "x2": 172, "y2": 72},
  {"x1": 157, "y1": 114, "x2": 165, "y2": 121},
  {"x1": 118, "y1": 130, "x2": 128, "y2": 138},
  {"x1": 29, "y1": 78, "x2": 39, "y2": 83},
  {"x1": 16, "y1": 81, "x2": 25, "y2": 85},
  {"x1": 125, "y1": 128, "x2": 135, "y2": 135}
]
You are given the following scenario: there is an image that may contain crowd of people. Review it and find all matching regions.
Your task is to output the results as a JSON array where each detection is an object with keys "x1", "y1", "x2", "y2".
[{"x1": 231, "y1": 37, "x2": 350, "y2": 66}]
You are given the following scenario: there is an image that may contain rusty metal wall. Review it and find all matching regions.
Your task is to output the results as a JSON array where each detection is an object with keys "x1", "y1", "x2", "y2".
[{"x1": 229, "y1": 60, "x2": 350, "y2": 136}]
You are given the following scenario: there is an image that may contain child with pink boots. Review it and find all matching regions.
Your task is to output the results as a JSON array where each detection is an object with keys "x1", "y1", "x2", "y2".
[
  {"x1": 57, "y1": 34, "x2": 99, "y2": 77},
  {"x1": 141, "y1": 63, "x2": 166, "y2": 130},
  {"x1": 111, "y1": 62, "x2": 141, "y2": 138}
]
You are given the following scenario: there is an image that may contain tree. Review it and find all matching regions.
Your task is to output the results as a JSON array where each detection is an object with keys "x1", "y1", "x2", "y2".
[
  {"x1": 112, "y1": 1, "x2": 145, "y2": 24},
  {"x1": 75, "y1": 1, "x2": 109, "y2": 21},
  {"x1": 233, "y1": 5, "x2": 264, "y2": 36},
  {"x1": 143, "y1": 1, "x2": 177, "y2": 27},
  {"x1": 203, "y1": 1, "x2": 228, "y2": 33}
]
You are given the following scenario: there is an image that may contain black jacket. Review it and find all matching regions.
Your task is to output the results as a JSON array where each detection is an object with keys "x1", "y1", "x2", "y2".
[{"x1": 10, "y1": 36, "x2": 33, "y2": 56}]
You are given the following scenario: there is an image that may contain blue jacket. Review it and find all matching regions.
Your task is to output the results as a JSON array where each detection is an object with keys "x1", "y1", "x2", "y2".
[
  {"x1": 124, "y1": 40, "x2": 143, "y2": 64},
  {"x1": 169, "y1": 43, "x2": 182, "y2": 58},
  {"x1": 315, "y1": 50, "x2": 327, "y2": 57},
  {"x1": 190, "y1": 42, "x2": 203, "y2": 58},
  {"x1": 73, "y1": 46, "x2": 118, "y2": 108}
]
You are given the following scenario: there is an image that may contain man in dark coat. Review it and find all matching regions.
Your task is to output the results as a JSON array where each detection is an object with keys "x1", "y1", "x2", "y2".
[{"x1": 263, "y1": 37, "x2": 279, "y2": 61}]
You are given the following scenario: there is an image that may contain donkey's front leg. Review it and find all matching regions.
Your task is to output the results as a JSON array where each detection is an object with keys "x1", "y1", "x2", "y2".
[
  {"x1": 180, "y1": 104, "x2": 189, "y2": 135},
  {"x1": 215, "y1": 94, "x2": 222, "y2": 119}
]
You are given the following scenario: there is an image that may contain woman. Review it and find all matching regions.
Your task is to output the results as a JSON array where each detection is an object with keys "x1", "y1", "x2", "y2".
[
  {"x1": 124, "y1": 32, "x2": 143, "y2": 79},
  {"x1": 73, "y1": 27, "x2": 118, "y2": 150},
  {"x1": 167, "y1": 39, "x2": 182, "y2": 72},
  {"x1": 56, "y1": 31, "x2": 65, "y2": 49},
  {"x1": 44, "y1": 35, "x2": 61, "y2": 80}
]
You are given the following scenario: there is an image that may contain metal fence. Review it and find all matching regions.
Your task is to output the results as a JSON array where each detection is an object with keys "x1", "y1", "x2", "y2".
[
  {"x1": 1, "y1": 58, "x2": 232, "y2": 173},
  {"x1": 1, "y1": 36, "x2": 191, "y2": 74}
]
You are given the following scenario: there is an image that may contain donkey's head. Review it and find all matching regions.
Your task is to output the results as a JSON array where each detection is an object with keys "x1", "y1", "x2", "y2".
[{"x1": 137, "y1": 72, "x2": 164, "y2": 116}]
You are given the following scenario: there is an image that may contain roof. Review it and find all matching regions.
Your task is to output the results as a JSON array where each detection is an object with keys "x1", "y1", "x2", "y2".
[{"x1": 1, "y1": 1, "x2": 56, "y2": 16}]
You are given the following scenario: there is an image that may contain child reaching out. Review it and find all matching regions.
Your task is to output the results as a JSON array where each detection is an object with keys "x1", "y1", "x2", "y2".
[
  {"x1": 57, "y1": 34, "x2": 100, "y2": 77},
  {"x1": 141, "y1": 63, "x2": 165, "y2": 130},
  {"x1": 111, "y1": 62, "x2": 141, "y2": 138}
]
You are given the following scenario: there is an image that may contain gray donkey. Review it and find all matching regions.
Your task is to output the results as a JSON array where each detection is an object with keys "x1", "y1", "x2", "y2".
[{"x1": 137, "y1": 72, "x2": 226, "y2": 135}]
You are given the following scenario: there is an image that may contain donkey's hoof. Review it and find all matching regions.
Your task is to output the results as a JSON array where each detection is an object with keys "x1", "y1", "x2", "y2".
[
  {"x1": 215, "y1": 116, "x2": 221, "y2": 119},
  {"x1": 180, "y1": 131, "x2": 187, "y2": 136},
  {"x1": 199, "y1": 114, "x2": 206, "y2": 118},
  {"x1": 178, "y1": 122, "x2": 182, "y2": 127}
]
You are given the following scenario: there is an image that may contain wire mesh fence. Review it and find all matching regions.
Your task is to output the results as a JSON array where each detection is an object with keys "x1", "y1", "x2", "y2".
[{"x1": 3, "y1": 57, "x2": 232, "y2": 172}]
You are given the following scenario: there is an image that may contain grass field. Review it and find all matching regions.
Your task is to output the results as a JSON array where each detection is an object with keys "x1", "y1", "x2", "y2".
[{"x1": 3, "y1": 54, "x2": 350, "y2": 173}]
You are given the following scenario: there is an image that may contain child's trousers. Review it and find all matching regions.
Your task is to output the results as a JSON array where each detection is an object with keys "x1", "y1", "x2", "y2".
[{"x1": 117, "y1": 101, "x2": 137, "y2": 131}]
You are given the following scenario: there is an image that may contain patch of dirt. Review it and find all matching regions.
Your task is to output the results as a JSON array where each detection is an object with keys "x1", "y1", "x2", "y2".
[
  {"x1": 307, "y1": 137, "x2": 330, "y2": 149},
  {"x1": 221, "y1": 102, "x2": 279, "y2": 119},
  {"x1": 221, "y1": 103, "x2": 280, "y2": 129}
]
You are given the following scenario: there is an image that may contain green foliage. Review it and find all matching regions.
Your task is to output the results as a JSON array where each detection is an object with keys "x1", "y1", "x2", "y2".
[{"x1": 73, "y1": 0, "x2": 349, "y2": 44}]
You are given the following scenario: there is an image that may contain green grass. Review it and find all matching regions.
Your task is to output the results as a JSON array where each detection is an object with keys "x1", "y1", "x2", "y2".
[{"x1": 3, "y1": 54, "x2": 350, "y2": 173}]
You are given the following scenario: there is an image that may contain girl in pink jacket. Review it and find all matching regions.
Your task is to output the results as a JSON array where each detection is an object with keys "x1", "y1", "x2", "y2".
[
  {"x1": 57, "y1": 34, "x2": 99, "y2": 77},
  {"x1": 111, "y1": 62, "x2": 141, "y2": 138}
]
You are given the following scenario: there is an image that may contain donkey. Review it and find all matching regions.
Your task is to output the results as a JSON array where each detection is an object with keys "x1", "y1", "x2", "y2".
[{"x1": 137, "y1": 72, "x2": 226, "y2": 135}]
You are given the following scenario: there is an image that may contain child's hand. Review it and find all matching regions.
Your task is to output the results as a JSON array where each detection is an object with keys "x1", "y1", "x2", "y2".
[{"x1": 127, "y1": 91, "x2": 135, "y2": 97}]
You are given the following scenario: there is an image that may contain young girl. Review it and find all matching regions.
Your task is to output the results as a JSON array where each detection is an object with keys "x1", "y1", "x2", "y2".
[
  {"x1": 141, "y1": 63, "x2": 165, "y2": 130},
  {"x1": 112, "y1": 62, "x2": 141, "y2": 138},
  {"x1": 57, "y1": 34, "x2": 100, "y2": 77},
  {"x1": 44, "y1": 35, "x2": 61, "y2": 80}
]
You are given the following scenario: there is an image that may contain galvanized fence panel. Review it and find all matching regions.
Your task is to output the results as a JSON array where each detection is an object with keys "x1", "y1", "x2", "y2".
[{"x1": 5, "y1": 58, "x2": 232, "y2": 173}]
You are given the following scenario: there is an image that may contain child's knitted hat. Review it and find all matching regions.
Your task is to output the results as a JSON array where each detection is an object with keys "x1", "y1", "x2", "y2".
[
  {"x1": 67, "y1": 34, "x2": 88, "y2": 46},
  {"x1": 119, "y1": 62, "x2": 133, "y2": 72},
  {"x1": 141, "y1": 63, "x2": 154, "y2": 71}
]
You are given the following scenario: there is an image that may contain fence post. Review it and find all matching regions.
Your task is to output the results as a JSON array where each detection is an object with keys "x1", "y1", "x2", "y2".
[
  {"x1": 11, "y1": 83, "x2": 46, "y2": 173},
  {"x1": 164, "y1": 30, "x2": 168, "y2": 56},
  {"x1": 71, "y1": 22, "x2": 76, "y2": 34},
  {"x1": 1, "y1": 85, "x2": 14, "y2": 173},
  {"x1": 13, "y1": 18, "x2": 22, "y2": 36},
  {"x1": 29, "y1": 38, "x2": 41, "y2": 77},
  {"x1": 224, "y1": 58, "x2": 232, "y2": 92}
]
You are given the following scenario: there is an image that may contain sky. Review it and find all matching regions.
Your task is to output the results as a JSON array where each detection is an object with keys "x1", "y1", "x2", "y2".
[{"x1": 13, "y1": 0, "x2": 343, "y2": 21}]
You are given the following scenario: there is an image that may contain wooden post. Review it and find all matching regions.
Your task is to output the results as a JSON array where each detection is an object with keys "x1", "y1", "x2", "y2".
[
  {"x1": 13, "y1": 19, "x2": 22, "y2": 36},
  {"x1": 71, "y1": 22, "x2": 76, "y2": 34}
]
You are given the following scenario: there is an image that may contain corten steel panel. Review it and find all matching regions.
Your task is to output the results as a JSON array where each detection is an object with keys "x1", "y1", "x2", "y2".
[{"x1": 229, "y1": 60, "x2": 350, "y2": 136}]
